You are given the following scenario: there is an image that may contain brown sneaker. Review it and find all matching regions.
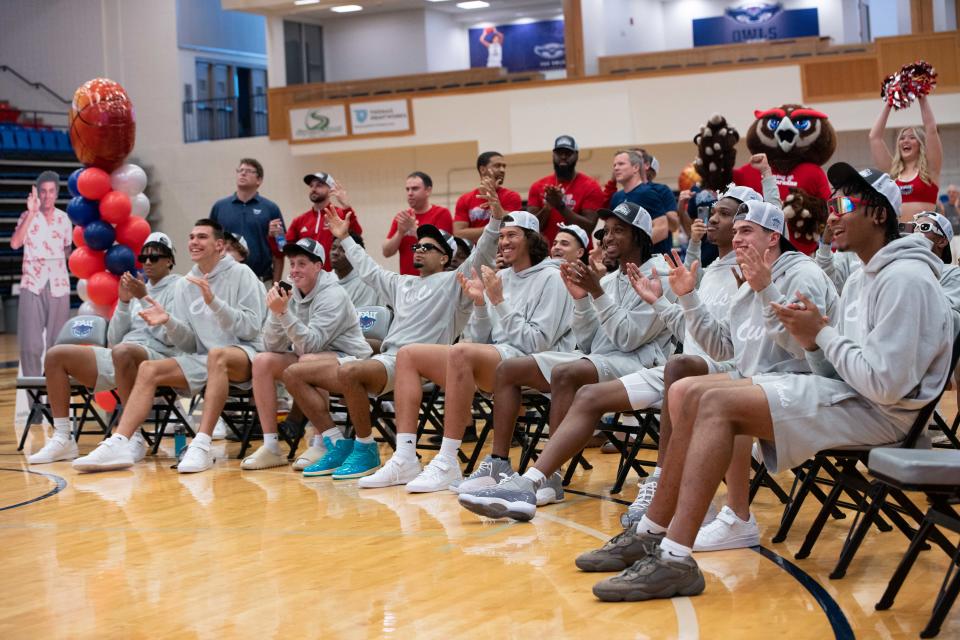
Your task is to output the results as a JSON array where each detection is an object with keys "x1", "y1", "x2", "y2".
[
  {"x1": 574, "y1": 525, "x2": 664, "y2": 572},
  {"x1": 592, "y1": 547, "x2": 705, "y2": 602}
]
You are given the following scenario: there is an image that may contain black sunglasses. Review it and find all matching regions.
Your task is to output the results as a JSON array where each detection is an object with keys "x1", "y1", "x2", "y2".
[
  {"x1": 412, "y1": 243, "x2": 444, "y2": 253},
  {"x1": 138, "y1": 253, "x2": 168, "y2": 263}
]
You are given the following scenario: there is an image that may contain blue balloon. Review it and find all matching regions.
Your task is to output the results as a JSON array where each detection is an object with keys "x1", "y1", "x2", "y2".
[
  {"x1": 67, "y1": 196, "x2": 100, "y2": 226},
  {"x1": 105, "y1": 244, "x2": 136, "y2": 276},
  {"x1": 67, "y1": 168, "x2": 83, "y2": 198},
  {"x1": 83, "y1": 220, "x2": 116, "y2": 251}
]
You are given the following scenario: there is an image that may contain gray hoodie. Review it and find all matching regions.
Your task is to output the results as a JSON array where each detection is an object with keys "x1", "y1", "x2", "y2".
[
  {"x1": 572, "y1": 255, "x2": 675, "y2": 369},
  {"x1": 468, "y1": 258, "x2": 575, "y2": 354},
  {"x1": 163, "y1": 254, "x2": 266, "y2": 355},
  {"x1": 263, "y1": 270, "x2": 372, "y2": 359},
  {"x1": 338, "y1": 269, "x2": 383, "y2": 308},
  {"x1": 107, "y1": 273, "x2": 181, "y2": 356},
  {"x1": 342, "y1": 217, "x2": 500, "y2": 356},
  {"x1": 678, "y1": 250, "x2": 839, "y2": 376},
  {"x1": 807, "y1": 234, "x2": 953, "y2": 421},
  {"x1": 652, "y1": 249, "x2": 740, "y2": 363}
]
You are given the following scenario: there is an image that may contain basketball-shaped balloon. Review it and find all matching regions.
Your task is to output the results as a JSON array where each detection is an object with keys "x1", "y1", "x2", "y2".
[
  {"x1": 69, "y1": 78, "x2": 136, "y2": 172},
  {"x1": 678, "y1": 163, "x2": 702, "y2": 192}
]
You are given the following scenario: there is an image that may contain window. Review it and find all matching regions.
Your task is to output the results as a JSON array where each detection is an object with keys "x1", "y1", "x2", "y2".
[{"x1": 285, "y1": 20, "x2": 325, "y2": 85}]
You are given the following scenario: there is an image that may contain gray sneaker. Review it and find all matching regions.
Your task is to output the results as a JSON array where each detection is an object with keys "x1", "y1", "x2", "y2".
[
  {"x1": 620, "y1": 475, "x2": 658, "y2": 528},
  {"x1": 535, "y1": 471, "x2": 565, "y2": 506},
  {"x1": 592, "y1": 546, "x2": 705, "y2": 602},
  {"x1": 451, "y1": 455, "x2": 515, "y2": 494},
  {"x1": 575, "y1": 524, "x2": 665, "y2": 572},
  {"x1": 457, "y1": 474, "x2": 537, "y2": 521}
]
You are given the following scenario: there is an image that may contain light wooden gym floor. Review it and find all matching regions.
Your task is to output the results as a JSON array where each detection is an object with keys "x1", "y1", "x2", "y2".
[{"x1": 0, "y1": 334, "x2": 957, "y2": 639}]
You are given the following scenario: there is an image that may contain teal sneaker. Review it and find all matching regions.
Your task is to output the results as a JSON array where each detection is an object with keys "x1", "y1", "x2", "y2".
[
  {"x1": 332, "y1": 441, "x2": 381, "y2": 480},
  {"x1": 302, "y1": 438, "x2": 354, "y2": 477}
]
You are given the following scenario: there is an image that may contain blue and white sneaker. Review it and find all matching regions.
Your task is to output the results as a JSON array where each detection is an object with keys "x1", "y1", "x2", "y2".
[
  {"x1": 332, "y1": 441, "x2": 381, "y2": 479},
  {"x1": 302, "y1": 438, "x2": 353, "y2": 477}
]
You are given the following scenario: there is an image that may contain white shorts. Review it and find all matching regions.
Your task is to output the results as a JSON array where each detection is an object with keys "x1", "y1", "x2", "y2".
[
  {"x1": 754, "y1": 373, "x2": 912, "y2": 473},
  {"x1": 370, "y1": 353, "x2": 397, "y2": 395},
  {"x1": 91, "y1": 344, "x2": 164, "y2": 392},
  {"x1": 619, "y1": 366, "x2": 665, "y2": 411}
]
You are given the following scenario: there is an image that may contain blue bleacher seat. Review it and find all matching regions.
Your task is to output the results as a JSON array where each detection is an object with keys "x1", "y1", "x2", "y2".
[
  {"x1": 27, "y1": 129, "x2": 43, "y2": 151},
  {"x1": 14, "y1": 129, "x2": 29, "y2": 151},
  {"x1": 0, "y1": 129, "x2": 12, "y2": 151},
  {"x1": 40, "y1": 130, "x2": 57, "y2": 151}
]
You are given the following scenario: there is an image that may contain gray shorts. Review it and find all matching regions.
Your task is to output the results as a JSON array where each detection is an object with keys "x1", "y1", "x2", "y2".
[
  {"x1": 616, "y1": 356, "x2": 734, "y2": 411},
  {"x1": 532, "y1": 350, "x2": 644, "y2": 384},
  {"x1": 494, "y1": 343, "x2": 525, "y2": 362},
  {"x1": 173, "y1": 345, "x2": 256, "y2": 396},
  {"x1": 754, "y1": 373, "x2": 911, "y2": 473},
  {"x1": 91, "y1": 344, "x2": 164, "y2": 392}
]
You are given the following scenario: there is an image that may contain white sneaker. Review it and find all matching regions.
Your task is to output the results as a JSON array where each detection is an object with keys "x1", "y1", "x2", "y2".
[
  {"x1": 406, "y1": 454, "x2": 462, "y2": 493},
  {"x1": 694, "y1": 505, "x2": 760, "y2": 552},
  {"x1": 358, "y1": 455, "x2": 422, "y2": 489},
  {"x1": 129, "y1": 431, "x2": 148, "y2": 463},
  {"x1": 27, "y1": 434, "x2": 78, "y2": 464},
  {"x1": 178, "y1": 441, "x2": 215, "y2": 474},
  {"x1": 292, "y1": 444, "x2": 327, "y2": 471},
  {"x1": 72, "y1": 436, "x2": 135, "y2": 472},
  {"x1": 241, "y1": 445, "x2": 287, "y2": 470},
  {"x1": 211, "y1": 418, "x2": 227, "y2": 441}
]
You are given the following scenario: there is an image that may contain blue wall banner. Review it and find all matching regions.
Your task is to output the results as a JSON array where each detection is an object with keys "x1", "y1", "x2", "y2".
[
  {"x1": 692, "y1": 4, "x2": 819, "y2": 47},
  {"x1": 468, "y1": 20, "x2": 566, "y2": 73}
]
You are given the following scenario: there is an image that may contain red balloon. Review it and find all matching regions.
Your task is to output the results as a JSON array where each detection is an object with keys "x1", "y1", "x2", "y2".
[
  {"x1": 68, "y1": 78, "x2": 136, "y2": 172},
  {"x1": 72, "y1": 225, "x2": 86, "y2": 248},
  {"x1": 100, "y1": 191, "x2": 132, "y2": 224},
  {"x1": 77, "y1": 167, "x2": 111, "y2": 200},
  {"x1": 94, "y1": 390, "x2": 117, "y2": 412},
  {"x1": 115, "y1": 215, "x2": 151, "y2": 251},
  {"x1": 68, "y1": 246, "x2": 106, "y2": 279},
  {"x1": 87, "y1": 271, "x2": 119, "y2": 306}
]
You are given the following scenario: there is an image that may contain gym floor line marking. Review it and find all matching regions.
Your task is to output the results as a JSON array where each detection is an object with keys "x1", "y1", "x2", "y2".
[{"x1": 0, "y1": 467, "x2": 67, "y2": 512}]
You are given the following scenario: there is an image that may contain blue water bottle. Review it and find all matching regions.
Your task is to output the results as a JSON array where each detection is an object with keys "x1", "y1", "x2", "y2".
[
  {"x1": 275, "y1": 217, "x2": 287, "y2": 250},
  {"x1": 174, "y1": 424, "x2": 186, "y2": 458}
]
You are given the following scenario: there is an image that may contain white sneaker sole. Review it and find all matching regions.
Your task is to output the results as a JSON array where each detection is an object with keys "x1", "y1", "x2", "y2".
[
  {"x1": 28, "y1": 451, "x2": 79, "y2": 464},
  {"x1": 405, "y1": 478, "x2": 461, "y2": 494},
  {"x1": 450, "y1": 477, "x2": 497, "y2": 495},
  {"x1": 72, "y1": 459, "x2": 133, "y2": 473},
  {"x1": 536, "y1": 488, "x2": 564, "y2": 506},
  {"x1": 693, "y1": 532, "x2": 760, "y2": 552},
  {"x1": 458, "y1": 494, "x2": 536, "y2": 521},
  {"x1": 358, "y1": 470, "x2": 420, "y2": 489}
]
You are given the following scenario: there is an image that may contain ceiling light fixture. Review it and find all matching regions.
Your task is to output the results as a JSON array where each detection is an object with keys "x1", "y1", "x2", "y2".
[
  {"x1": 457, "y1": 1, "x2": 490, "y2": 9},
  {"x1": 331, "y1": 4, "x2": 363, "y2": 12},
  {"x1": 293, "y1": 0, "x2": 320, "y2": 5}
]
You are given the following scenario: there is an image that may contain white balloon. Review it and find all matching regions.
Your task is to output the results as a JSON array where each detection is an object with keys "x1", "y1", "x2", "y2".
[
  {"x1": 131, "y1": 192, "x2": 150, "y2": 217},
  {"x1": 110, "y1": 163, "x2": 148, "y2": 196},
  {"x1": 77, "y1": 278, "x2": 90, "y2": 302},
  {"x1": 77, "y1": 301, "x2": 97, "y2": 316}
]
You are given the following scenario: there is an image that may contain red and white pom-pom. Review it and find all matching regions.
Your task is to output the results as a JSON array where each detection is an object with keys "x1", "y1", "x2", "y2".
[{"x1": 882, "y1": 60, "x2": 938, "y2": 110}]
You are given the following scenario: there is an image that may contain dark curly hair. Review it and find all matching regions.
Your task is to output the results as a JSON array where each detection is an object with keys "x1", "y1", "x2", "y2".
[
  {"x1": 523, "y1": 228, "x2": 549, "y2": 265},
  {"x1": 836, "y1": 183, "x2": 899, "y2": 243}
]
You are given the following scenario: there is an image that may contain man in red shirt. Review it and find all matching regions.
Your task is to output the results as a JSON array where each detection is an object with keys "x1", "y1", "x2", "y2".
[
  {"x1": 454, "y1": 151, "x2": 522, "y2": 243},
  {"x1": 527, "y1": 135, "x2": 605, "y2": 245},
  {"x1": 383, "y1": 172, "x2": 453, "y2": 275},
  {"x1": 286, "y1": 172, "x2": 363, "y2": 271}
]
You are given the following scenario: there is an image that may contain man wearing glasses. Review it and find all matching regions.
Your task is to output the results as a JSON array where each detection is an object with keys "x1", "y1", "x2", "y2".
[
  {"x1": 210, "y1": 158, "x2": 285, "y2": 283},
  {"x1": 26, "y1": 233, "x2": 182, "y2": 464}
]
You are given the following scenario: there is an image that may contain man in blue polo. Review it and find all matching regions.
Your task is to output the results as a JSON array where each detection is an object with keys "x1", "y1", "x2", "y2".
[
  {"x1": 210, "y1": 158, "x2": 285, "y2": 282},
  {"x1": 609, "y1": 150, "x2": 672, "y2": 255}
]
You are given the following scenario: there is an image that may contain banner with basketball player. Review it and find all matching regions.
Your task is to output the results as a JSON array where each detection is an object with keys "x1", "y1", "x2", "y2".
[{"x1": 468, "y1": 19, "x2": 566, "y2": 73}]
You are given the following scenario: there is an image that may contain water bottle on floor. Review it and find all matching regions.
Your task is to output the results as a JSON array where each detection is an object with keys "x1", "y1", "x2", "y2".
[{"x1": 174, "y1": 424, "x2": 186, "y2": 459}]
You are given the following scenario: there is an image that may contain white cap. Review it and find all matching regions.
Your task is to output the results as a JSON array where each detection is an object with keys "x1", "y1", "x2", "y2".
[
  {"x1": 503, "y1": 211, "x2": 540, "y2": 233},
  {"x1": 734, "y1": 201, "x2": 796, "y2": 252},
  {"x1": 916, "y1": 211, "x2": 955, "y2": 244},
  {"x1": 649, "y1": 156, "x2": 660, "y2": 175},
  {"x1": 720, "y1": 183, "x2": 763, "y2": 204},
  {"x1": 143, "y1": 231, "x2": 174, "y2": 252},
  {"x1": 556, "y1": 223, "x2": 589, "y2": 249},
  {"x1": 599, "y1": 201, "x2": 653, "y2": 239}
]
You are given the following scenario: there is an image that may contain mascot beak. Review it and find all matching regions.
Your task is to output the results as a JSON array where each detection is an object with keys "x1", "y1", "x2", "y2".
[{"x1": 775, "y1": 117, "x2": 799, "y2": 153}]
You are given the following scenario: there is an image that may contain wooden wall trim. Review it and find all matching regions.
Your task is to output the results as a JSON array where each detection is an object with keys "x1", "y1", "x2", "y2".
[{"x1": 563, "y1": 0, "x2": 585, "y2": 78}]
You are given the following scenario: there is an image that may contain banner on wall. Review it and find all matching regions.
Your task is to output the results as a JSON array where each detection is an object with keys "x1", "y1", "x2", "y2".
[
  {"x1": 692, "y1": 3, "x2": 819, "y2": 47},
  {"x1": 349, "y1": 99, "x2": 411, "y2": 135},
  {"x1": 289, "y1": 105, "x2": 348, "y2": 141},
  {"x1": 468, "y1": 20, "x2": 566, "y2": 73}
]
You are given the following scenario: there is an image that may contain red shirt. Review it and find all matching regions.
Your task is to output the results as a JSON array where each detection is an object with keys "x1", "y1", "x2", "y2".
[
  {"x1": 527, "y1": 172, "x2": 605, "y2": 244},
  {"x1": 733, "y1": 162, "x2": 831, "y2": 256},
  {"x1": 286, "y1": 206, "x2": 362, "y2": 271},
  {"x1": 387, "y1": 204, "x2": 453, "y2": 275},
  {"x1": 454, "y1": 186, "x2": 523, "y2": 228},
  {"x1": 896, "y1": 174, "x2": 940, "y2": 204}
]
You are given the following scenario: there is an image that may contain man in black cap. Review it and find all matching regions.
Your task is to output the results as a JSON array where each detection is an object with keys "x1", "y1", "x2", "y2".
[
  {"x1": 286, "y1": 172, "x2": 362, "y2": 272},
  {"x1": 527, "y1": 135, "x2": 605, "y2": 246}
]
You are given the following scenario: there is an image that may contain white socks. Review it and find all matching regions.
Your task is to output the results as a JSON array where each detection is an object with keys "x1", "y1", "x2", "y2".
[
  {"x1": 651, "y1": 466, "x2": 662, "y2": 479},
  {"x1": 660, "y1": 537, "x2": 692, "y2": 559},
  {"x1": 638, "y1": 514, "x2": 667, "y2": 536},
  {"x1": 396, "y1": 433, "x2": 417, "y2": 463},
  {"x1": 110, "y1": 433, "x2": 129, "y2": 443},
  {"x1": 439, "y1": 437, "x2": 460, "y2": 460},
  {"x1": 193, "y1": 432, "x2": 212, "y2": 447},
  {"x1": 356, "y1": 435, "x2": 375, "y2": 444},
  {"x1": 52, "y1": 417, "x2": 71, "y2": 439},
  {"x1": 523, "y1": 468, "x2": 546, "y2": 484},
  {"x1": 322, "y1": 427, "x2": 343, "y2": 444},
  {"x1": 263, "y1": 433, "x2": 279, "y2": 453},
  {"x1": 310, "y1": 434, "x2": 323, "y2": 448}
]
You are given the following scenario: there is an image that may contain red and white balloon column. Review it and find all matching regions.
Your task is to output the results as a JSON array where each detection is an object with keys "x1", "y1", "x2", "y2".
[{"x1": 66, "y1": 78, "x2": 151, "y2": 319}]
